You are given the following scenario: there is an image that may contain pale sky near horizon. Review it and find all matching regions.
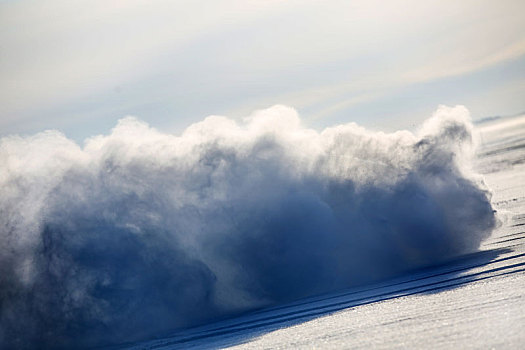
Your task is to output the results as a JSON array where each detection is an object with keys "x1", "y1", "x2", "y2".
[{"x1": 1, "y1": 0, "x2": 524, "y2": 142}]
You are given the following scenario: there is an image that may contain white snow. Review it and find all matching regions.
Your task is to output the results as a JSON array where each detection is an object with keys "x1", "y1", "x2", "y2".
[{"x1": 121, "y1": 114, "x2": 525, "y2": 349}]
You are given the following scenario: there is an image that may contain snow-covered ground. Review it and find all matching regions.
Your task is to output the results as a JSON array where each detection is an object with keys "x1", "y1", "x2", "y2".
[{"x1": 119, "y1": 114, "x2": 525, "y2": 349}]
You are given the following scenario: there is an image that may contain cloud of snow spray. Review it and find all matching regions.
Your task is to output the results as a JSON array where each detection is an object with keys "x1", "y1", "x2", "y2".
[{"x1": 0, "y1": 105, "x2": 495, "y2": 348}]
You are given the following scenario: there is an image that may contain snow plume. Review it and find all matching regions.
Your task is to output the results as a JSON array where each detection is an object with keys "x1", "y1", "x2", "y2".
[{"x1": 0, "y1": 105, "x2": 495, "y2": 348}]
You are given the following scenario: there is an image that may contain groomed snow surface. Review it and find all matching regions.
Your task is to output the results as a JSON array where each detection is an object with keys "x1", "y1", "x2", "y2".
[{"x1": 121, "y1": 114, "x2": 525, "y2": 349}]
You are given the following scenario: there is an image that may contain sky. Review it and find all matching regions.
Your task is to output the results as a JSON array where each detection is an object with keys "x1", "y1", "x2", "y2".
[{"x1": 1, "y1": 0, "x2": 524, "y2": 142}]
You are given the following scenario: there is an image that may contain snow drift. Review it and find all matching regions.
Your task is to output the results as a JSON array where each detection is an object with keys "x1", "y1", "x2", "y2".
[{"x1": 0, "y1": 105, "x2": 496, "y2": 348}]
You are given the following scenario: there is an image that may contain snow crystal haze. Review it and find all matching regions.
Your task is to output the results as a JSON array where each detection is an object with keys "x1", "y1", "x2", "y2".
[{"x1": 0, "y1": 105, "x2": 496, "y2": 348}]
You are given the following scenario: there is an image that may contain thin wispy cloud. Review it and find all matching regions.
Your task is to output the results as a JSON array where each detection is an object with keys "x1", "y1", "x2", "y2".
[{"x1": 1, "y1": 0, "x2": 523, "y2": 139}]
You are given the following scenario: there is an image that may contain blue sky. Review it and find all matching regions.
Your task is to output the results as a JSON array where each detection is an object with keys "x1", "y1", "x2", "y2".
[{"x1": 1, "y1": 0, "x2": 524, "y2": 142}]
